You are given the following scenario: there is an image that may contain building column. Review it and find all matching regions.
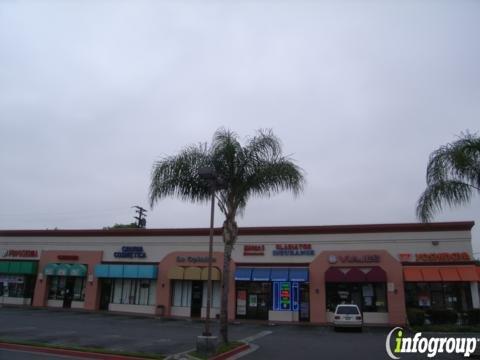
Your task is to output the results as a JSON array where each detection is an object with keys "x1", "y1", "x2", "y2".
[{"x1": 470, "y1": 282, "x2": 480, "y2": 309}]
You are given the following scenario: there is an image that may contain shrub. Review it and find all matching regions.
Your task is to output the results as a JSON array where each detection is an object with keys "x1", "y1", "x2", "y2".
[
  {"x1": 426, "y1": 309, "x2": 458, "y2": 324},
  {"x1": 407, "y1": 308, "x2": 425, "y2": 326}
]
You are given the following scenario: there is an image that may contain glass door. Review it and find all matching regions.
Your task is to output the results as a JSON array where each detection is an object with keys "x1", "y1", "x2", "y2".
[
  {"x1": 299, "y1": 283, "x2": 310, "y2": 321},
  {"x1": 191, "y1": 281, "x2": 203, "y2": 318}
]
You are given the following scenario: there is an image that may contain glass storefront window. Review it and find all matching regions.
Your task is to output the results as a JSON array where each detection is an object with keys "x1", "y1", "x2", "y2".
[
  {"x1": 47, "y1": 276, "x2": 86, "y2": 301},
  {"x1": 109, "y1": 278, "x2": 156, "y2": 305},
  {"x1": 326, "y1": 282, "x2": 388, "y2": 312},
  {"x1": 0, "y1": 275, "x2": 35, "y2": 298},
  {"x1": 404, "y1": 282, "x2": 472, "y2": 311},
  {"x1": 171, "y1": 280, "x2": 192, "y2": 307}
]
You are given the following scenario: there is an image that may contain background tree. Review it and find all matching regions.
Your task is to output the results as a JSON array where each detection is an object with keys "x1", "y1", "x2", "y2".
[
  {"x1": 149, "y1": 128, "x2": 304, "y2": 343},
  {"x1": 416, "y1": 132, "x2": 480, "y2": 222},
  {"x1": 103, "y1": 222, "x2": 138, "y2": 230}
]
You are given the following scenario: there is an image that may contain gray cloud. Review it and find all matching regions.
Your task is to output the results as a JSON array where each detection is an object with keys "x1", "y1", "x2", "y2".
[{"x1": 1, "y1": 1, "x2": 479, "y2": 252}]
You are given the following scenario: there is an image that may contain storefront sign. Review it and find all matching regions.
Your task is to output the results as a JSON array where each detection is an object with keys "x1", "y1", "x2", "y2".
[
  {"x1": 57, "y1": 255, "x2": 79, "y2": 261},
  {"x1": 273, "y1": 244, "x2": 314, "y2": 256},
  {"x1": 114, "y1": 246, "x2": 146, "y2": 259},
  {"x1": 328, "y1": 254, "x2": 380, "y2": 264},
  {"x1": 2, "y1": 250, "x2": 38, "y2": 258},
  {"x1": 243, "y1": 245, "x2": 265, "y2": 256},
  {"x1": 273, "y1": 281, "x2": 296, "y2": 311},
  {"x1": 176, "y1": 256, "x2": 216, "y2": 264},
  {"x1": 399, "y1": 252, "x2": 470, "y2": 262}
]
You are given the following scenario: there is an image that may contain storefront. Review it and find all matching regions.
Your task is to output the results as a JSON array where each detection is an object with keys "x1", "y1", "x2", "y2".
[
  {"x1": 45, "y1": 262, "x2": 87, "y2": 308},
  {"x1": 234, "y1": 267, "x2": 309, "y2": 322},
  {"x1": 33, "y1": 250, "x2": 102, "y2": 311},
  {"x1": 95, "y1": 264, "x2": 158, "y2": 314},
  {"x1": 0, "y1": 260, "x2": 37, "y2": 305},
  {"x1": 402, "y1": 253, "x2": 478, "y2": 312},
  {"x1": 1, "y1": 221, "x2": 477, "y2": 326},
  {"x1": 311, "y1": 250, "x2": 405, "y2": 325}
]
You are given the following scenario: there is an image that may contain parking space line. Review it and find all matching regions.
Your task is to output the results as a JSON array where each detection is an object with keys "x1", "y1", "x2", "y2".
[{"x1": 240, "y1": 330, "x2": 273, "y2": 343}]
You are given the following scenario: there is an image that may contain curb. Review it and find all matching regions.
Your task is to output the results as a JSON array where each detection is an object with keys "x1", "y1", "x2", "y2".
[
  {"x1": 210, "y1": 344, "x2": 250, "y2": 360},
  {"x1": 0, "y1": 342, "x2": 157, "y2": 360}
]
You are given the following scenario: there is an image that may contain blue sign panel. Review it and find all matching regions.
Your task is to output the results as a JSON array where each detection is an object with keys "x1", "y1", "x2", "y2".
[{"x1": 114, "y1": 246, "x2": 146, "y2": 259}]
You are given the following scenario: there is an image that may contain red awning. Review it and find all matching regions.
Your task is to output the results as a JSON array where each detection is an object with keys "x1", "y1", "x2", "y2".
[
  {"x1": 325, "y1": 267, "x2": 345, "y2": 282},
  {"x1": 344, "y1": 268, "x2": 367, "y2": 282},
  {"x1": 366, "y1": 266, "x2": 387, "y2": 282},
  {"x1": 457, "y1": 266, "x2": 478, "y2": 281},
  {"x1": 404, "y1": 267, "x2": 423, "y2": 282},
  {"x1": 421, "y1": 267, "x2": 442, "y2": 281},
  {"x1": 439, "y1": 267, "x2": 461, "y2": 282},
  {"x1": 403, "y1": 266, "x2": 476, "y2": 282}
]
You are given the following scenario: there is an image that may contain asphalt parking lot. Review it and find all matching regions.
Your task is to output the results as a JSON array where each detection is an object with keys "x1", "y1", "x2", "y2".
[{"x1": 1, "y1": 307, "x2": 480, "y2": 359}]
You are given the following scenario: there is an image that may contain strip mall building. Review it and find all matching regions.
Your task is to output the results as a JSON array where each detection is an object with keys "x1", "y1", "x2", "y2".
[{"x1": 0, "y1": 221, "x2": 478, "y2": 326}]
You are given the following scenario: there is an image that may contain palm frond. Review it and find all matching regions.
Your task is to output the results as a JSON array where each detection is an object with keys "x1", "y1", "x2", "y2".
[
  {"x1": 416, "y1": 180, "x2": 474, "y2": 222},
  {"x1": 245, "y1": 129, "x2": 282, "y2": 162},
  {"x1": 149, "y1": 144, "x2": 212, "y2": 207},
  {"x1": 426, "y1": 131, "x2": 480, "y2": 187},
  {"x1": 244, "y1": 157, "x2": 305, "y2": 200}
]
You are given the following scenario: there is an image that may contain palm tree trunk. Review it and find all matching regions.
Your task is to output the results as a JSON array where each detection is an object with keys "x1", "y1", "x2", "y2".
[{"x1": 220, "y1": 217, "x2": 237, "y2": 344}]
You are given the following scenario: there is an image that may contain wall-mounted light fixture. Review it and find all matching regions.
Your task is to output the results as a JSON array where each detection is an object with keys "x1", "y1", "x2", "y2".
[{"x1": 315, "y1": 288, "x2": 319, "y2": 294}]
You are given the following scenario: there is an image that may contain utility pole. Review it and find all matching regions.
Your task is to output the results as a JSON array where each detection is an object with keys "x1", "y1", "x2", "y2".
[{"x1": 132, "y1": 206, "x2": 147, "y2": 228}]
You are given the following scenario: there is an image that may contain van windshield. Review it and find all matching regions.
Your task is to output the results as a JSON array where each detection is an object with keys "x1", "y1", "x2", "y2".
[{"x1": 336, "y1": 306, "x2": 360, "y2": 315}]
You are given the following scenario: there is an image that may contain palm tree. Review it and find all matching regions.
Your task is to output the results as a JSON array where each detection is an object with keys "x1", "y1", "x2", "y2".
[
  {"x1": 416, "y1": 132, "x2": 480, "y2": 222},
  {"x1": 149, "y1": 128, "x2": 304, "y2": 343}
]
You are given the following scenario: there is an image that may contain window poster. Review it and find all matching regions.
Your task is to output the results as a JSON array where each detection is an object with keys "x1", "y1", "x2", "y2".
[
  {"x1": 418, "y1": 294, "x2": 431, "y2": 307},
  {"x1": 249, "y1": 294, "x2": 258, "y2": 307},
  {"x1": 236, "y1": 290, "x2": 247, "y2": 315},
  {"x1": 362, "y1": 284, "x2": 374, "y2": 297}
]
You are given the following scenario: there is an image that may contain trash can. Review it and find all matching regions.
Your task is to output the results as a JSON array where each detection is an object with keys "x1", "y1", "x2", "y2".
[{"x1": 156, "y1": 305, "x2": 165, "y2": 317}]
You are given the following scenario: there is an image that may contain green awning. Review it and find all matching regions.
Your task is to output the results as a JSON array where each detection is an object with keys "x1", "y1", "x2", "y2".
[
  {"x1": 0, "y1": 262, "x2": 9, "y2": 273},
  {"x1": 56, "y1": 263, "x2": 72, "y2": 276},
  {"x1": 18, "y1": 261, "x2": 38, "y2": 274},
  {"x1": 69, "y1": 264, "x2": 87, "y2": 277},
  {"x1": 44, "y1": 263, "x2": 87, "y2": 277},
  {"x1": 0, "y1": 261, "x2": 38, "y2": 275},
  {"x1": 44, "y1": 263, "x2": 59, "y2": 276}
]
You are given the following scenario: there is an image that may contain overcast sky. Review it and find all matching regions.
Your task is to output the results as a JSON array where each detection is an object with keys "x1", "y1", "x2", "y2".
[{"x1": 1, "y1": 1, "x2": 479, "y2": 251}]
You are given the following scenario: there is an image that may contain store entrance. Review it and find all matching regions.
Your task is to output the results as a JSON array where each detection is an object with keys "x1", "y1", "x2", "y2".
[
  {"x1": 62, "y1": 277, "x2": 75, "y2": 309},
  {"x1": 99, "y1": 279, "x2": 112, "y2": 310},
  {"x1": 191, "y1": 281, "x2": 203, "y2": 318},
  {"x1": 299, "y1": 283, "x2": 310, "y2": 321}
]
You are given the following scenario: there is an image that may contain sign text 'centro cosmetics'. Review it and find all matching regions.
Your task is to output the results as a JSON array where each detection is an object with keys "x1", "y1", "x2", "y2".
[
  {"x1": 114, "y1": 246, "x2": 146, "y2": 259},
  {"x1": 272, "y1": 244, "x2": 315, "y2": 256}
]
